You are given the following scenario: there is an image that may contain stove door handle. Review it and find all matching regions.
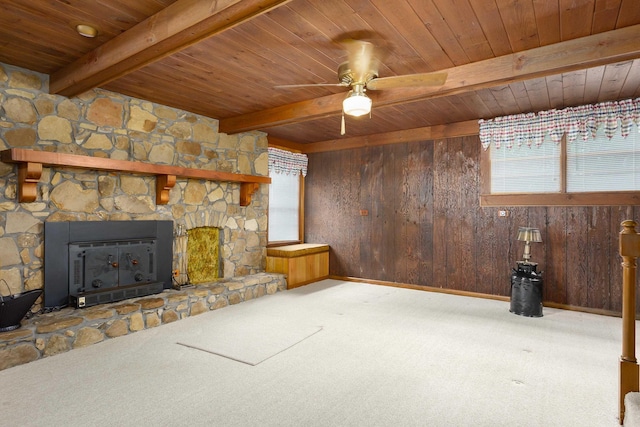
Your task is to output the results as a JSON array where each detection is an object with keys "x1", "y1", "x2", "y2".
[{"x1": 107, "y1": 254, "x2": 119, "y2": 268}]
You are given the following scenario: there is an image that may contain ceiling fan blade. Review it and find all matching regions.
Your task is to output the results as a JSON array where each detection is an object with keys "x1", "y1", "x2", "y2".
[
  {"x1": 274, "y1": 82, "x2": 349, "y2": 89},
  {"x1": 342, "y1": 39, "x2": 378, "y2": 83},
  {"x1": 366, "y1": 72, "x2": 448, "y2": 90}
]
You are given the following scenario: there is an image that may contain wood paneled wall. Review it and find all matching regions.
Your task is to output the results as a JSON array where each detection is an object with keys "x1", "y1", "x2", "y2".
[{"x1": 304, "y1": 135, "x2": 640, "y2": 314}]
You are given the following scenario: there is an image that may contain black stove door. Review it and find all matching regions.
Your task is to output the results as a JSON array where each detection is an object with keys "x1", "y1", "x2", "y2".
[
  {"x1": 118, "y1": 241, "x2": 157, "y2": 285},
  {"x1": 69, "y1": 244, "x2": 119, "y2": 296}
]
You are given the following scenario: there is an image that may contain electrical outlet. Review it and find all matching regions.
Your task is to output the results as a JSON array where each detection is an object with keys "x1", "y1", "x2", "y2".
[{"x1": 498, "y1": 210, "x2": 509, "y2": 217}]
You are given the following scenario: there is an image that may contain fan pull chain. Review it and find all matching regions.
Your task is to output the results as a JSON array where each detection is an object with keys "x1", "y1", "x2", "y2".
[{"x1": 341, "y1": 110, "x2": 346, "y2": 135}]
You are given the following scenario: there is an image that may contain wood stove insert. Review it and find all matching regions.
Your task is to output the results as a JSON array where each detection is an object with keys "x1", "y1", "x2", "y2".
[{"x1": 44, "y1": 221, "x2": 173, "y2": 309}]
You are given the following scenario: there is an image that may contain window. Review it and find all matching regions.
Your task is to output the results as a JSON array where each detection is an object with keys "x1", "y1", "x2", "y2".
[
  {"x1": 566, "y1": 128, "x2": 640, "y2": 192},
  {"x1": 490, "y1": 135, "x2": 561, "y2": 194},
  {"x1": 479, "y1": 100, "x2": 640, "y2": 206},
  {"x1": 268, "y1": 171, "x2": 302, "y2": 243},
  {"x1": 267, "y1": 147, "x2": 307, "y2": 244}
]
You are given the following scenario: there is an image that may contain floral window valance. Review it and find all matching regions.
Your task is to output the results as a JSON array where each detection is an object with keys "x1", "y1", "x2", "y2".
[
  {"x1": 268, "y1": 147, "x2": 308, "y2": 176},
  {"x1": 479, "y1": 98, "x2": 640, "y2": 149}
]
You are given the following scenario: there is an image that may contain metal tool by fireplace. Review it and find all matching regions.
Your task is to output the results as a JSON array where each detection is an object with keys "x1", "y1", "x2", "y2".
[
  {"x1": 0, "y1": 279, "x2": 42, "y2": 331},
  {"x1": 172, "y1": 223, "x2": 190, "y2": 288}
]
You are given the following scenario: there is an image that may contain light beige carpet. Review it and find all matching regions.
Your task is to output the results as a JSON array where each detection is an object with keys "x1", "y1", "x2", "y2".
[
  {"x1": 177, "y1": 315, "x2": 323, "y2": 365},
  {"x1": 0, "y1": 279, "x2": 630, "y2": 426}
]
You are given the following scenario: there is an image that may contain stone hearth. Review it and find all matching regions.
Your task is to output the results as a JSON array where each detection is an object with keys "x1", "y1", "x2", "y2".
[{"x1": 0, "y1": 273, "x2": 285, "y2": 371}]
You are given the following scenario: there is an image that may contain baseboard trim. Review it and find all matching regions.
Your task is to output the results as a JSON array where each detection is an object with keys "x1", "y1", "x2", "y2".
[{"x1": 329, "y1": 275, "x2": 623, "y2": 318}]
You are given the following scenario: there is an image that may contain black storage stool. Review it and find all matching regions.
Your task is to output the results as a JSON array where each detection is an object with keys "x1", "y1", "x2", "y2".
[{"x1": 510, "y1": 262, "x2": 543, "y2": 317}]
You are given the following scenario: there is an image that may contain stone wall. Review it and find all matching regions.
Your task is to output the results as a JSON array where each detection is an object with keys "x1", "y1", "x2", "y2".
[{"x1": 0, "y1": 62, "x2": 270, "y2": 312}]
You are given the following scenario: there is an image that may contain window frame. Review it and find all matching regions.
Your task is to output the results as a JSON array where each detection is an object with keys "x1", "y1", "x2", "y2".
[
  {"x1": 479, "y1": 135, "x2": 640, "y2": 207},
  {"x1": 267, "y1": 151, "x2": 305, "y2": 247}
]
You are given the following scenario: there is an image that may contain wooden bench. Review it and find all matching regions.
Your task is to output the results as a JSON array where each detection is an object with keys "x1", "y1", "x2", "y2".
[{"x1": 266, "y1": 244, "x2": 329, "y2": 289}]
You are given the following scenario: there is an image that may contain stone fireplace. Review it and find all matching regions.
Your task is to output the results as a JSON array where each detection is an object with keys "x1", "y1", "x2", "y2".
[
  {"x1": 0, "y1": 62, "x2": 270, "y2": 315},
  {"x1": 0, "y1": 62, "x2": 288, "y2": 371}
]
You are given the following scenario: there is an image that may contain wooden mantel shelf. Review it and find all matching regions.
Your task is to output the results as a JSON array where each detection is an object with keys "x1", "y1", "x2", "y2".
[{"x1": 0, "y1": 148, "x2": 271, "y2": 206}]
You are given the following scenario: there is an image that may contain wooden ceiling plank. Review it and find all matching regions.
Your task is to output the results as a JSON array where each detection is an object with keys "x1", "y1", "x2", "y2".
[
  {"x1": 546, "y1": 74, "x2": 565, "y2": 109},
  {"x1": 488, "y1": 85, "x2": 519, "y2": 116},
  {"x1": 0, "y1": 8, "x2": 89, "y2": 68},
  {"x1": 308, "y1": 1, "x2": 371, "y2": 32},
  {"x1": 407, "y1": 0, "x2": 471, "y2": 66},
  {"x1": 469, "y1": 0, "x2": 513, "y2": 57},
  {"x1": 561, "y1": 69, "x2": 587, "y2": 106},
  {"x1": 583, "y1": 65, "x2": 606, "y2": 103},
  {"x1": 258, "y1": 13, "x2": 340, "y2": 77},
  {"x1": 349, "y1": 0, "x2": 428, "y2": 73},
  {"x1": 456, "y1": 92, "x2": 495, "y2": 120},
  {"x1": 0, "y1": 43, "x2": 68, "y2": 73},
  {"x1": 597, "y1": 61, "x2": 633, "y2": 102},
  {"x1": 592, "y1": 0, "x2": 622, "y2": 33},
  {"x1": 474, "y1": 89, "x2": 507, "y2": 118},
  {"x1": 509, "y1": 81, "x2": 534, "y2": 113},
  {"x1": 219, "y1": 24, "x2": 640, "y2": 134},
  {"x1": 265, "y1": 5, "x2": 339, "y2": 62},
  {"x1": 103, "y1": 75, "x2": 223, "y2": 118},
  {"x1": 532, "y1": 0, "x2": 560, "y2": 46},
  {"x1": 172, "y1": 50, "x2": 277, "y2": 98},
  {"x1": 0, "y1": 1, "x2": 176, "y2": 74},
  {"x1": 280, "y1": 0, "x2": 420, "y2": 79},
  {"x1": 231, "y1": 21, "x2": 335, "y2": 85},
  {"x1": 35, "y1": 0, "x2": 172, "y2": 35},
  {"x1": 180, "y1": 32, "x2": 333, "y2": 102},
  {"x1": 104, "y1": 60, "x2": 265, "y2": 116},
  {"x1": 106, "y1": 60, "x2": 278, "y2": 118},
  {"x1": 618, "y1": 59, "x2": 640, "y2": 99},
  {"x1": 388, "y1": 105, "x2": 430, "y2": 128},
  {"x1": 388, "y1": 96, "x2": 443, "y2": 125},
  {"x1": 617, "y1": 0, "x2": 640, "y2": 27},
  {"x1": 49, "y1": 0, "x2": 293, "y2": 97},
  {"x1": 437, "y1": 94, "x2": 478, "y2": 121},
  {"x1": 91, "y1": 0, "x2": 175, "y2": 24},
  {"x1": 498, "y1": 0, "x2": 540, "y2": 51},
  {"x1": 284, "y1": 0, "x2": 350, "y2": 47},
  {"x1": 108, "y1": 19, "x2": 339, "y2": 116},
  {"x1": 431, "y1": 0, "x2": 494, "y2": 62},
  {"x1": 559, "y1": 0, "x2": 595, "y2": 40},
  {"x1": 523, "y1": 77, "x2": 551, "y2": 112}
]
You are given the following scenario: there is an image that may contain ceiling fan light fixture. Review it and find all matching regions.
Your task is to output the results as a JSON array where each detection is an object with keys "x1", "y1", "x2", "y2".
[{"x1": 343, "y1": 89, "x2": 372, "y2": 117}]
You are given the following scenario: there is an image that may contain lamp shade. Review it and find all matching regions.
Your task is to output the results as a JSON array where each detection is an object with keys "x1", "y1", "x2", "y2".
[
  {"x1": 517, "y1": 227, "x2": 542, "y2": 243},
  {"x1": 343, "y1": 92, "x2": 372, "y2": 116}
]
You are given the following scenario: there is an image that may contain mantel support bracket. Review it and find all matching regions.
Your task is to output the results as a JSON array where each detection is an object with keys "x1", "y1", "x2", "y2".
[
  {"x1": 17, "y1": 162, "x2": 43, "y2": 203},
  {"x1": 156, "y1": 174, "x2": 177, "y2": 205},
  {"x1": 240, "y1": 182, "x2": 260, "y2": 206}
]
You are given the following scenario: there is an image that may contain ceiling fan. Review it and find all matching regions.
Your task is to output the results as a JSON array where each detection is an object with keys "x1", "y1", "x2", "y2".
[{"x1": 275, "y1": 39, "x2": 448, "y2": 135}]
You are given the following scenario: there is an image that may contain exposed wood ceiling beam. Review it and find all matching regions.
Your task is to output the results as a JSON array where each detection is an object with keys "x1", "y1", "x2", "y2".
[
  {"x1": 50, "y1": 0, "x2": 292, "y2": 97},
  {"x1": 301, "y1": 120, "x2": 479, "y2": 153},
  {"x1": 219, "y1": 24, "x2": 640, "y2": 134},
  {"x1": 267, "y1": 136, "x2": 306, "y2": 153}
]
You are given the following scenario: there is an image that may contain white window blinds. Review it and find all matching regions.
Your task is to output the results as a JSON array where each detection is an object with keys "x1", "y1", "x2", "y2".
[
  {"x1": 567, "y1": 126, "x2": 640, "y2": 192},
  {"x1": 490, "y1": 135, "x2": 561, "y2": 193}
]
